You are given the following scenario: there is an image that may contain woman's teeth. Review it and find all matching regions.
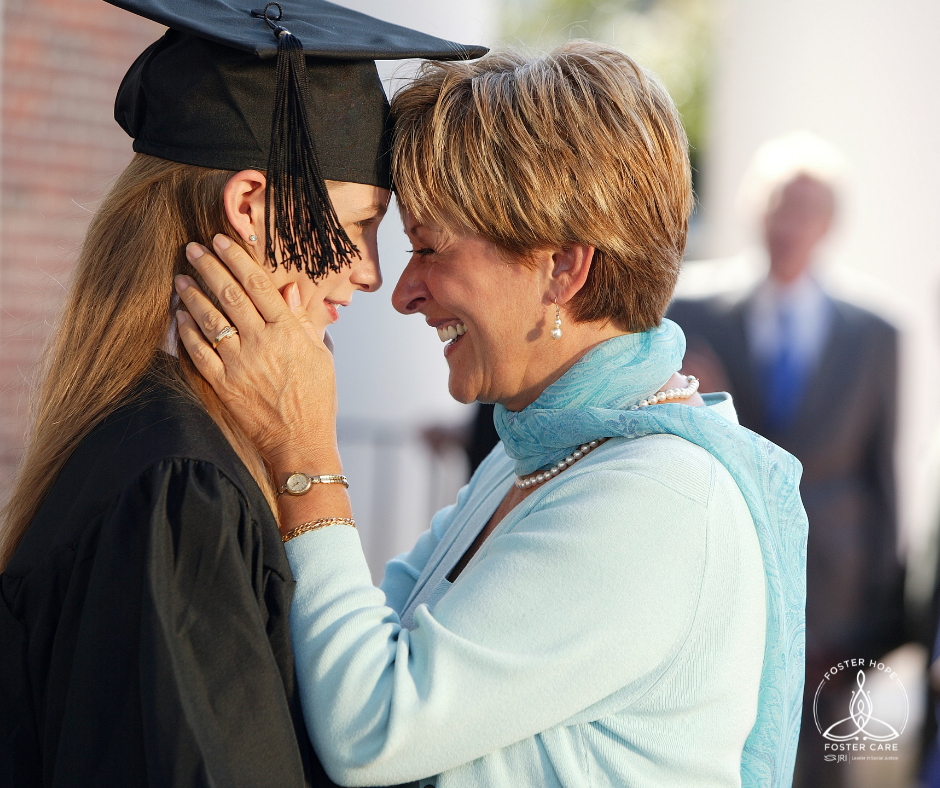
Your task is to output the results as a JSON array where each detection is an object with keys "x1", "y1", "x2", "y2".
[{"x1": 437, "y1": 323, "x2": 467, "y2": 343}]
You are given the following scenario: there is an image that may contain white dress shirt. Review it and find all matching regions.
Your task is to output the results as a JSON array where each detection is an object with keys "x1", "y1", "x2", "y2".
[{"x1": 745, "y1": 272, "x2": 834, "y2": 374}]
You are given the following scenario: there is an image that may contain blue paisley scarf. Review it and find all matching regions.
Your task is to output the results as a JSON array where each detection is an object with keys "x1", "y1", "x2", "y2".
[{"x1": 494, "y1": 319, "x2": 807, "y2": 788}]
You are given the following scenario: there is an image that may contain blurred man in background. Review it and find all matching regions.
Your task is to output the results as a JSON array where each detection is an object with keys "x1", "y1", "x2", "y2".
[{"x1": 669, "y1": 133, "x2": 904, "y2": 788}]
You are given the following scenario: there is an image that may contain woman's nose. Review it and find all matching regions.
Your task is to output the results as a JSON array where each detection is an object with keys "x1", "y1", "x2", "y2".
[
  {"x1": 392, "y1": 256, "x2": 429, "y2": 314},
  {"x1": 350, "y1": 249, "x2": 383, "y2": 292}
]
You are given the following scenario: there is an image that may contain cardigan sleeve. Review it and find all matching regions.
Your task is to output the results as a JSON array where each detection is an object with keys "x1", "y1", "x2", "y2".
[
  {"x1": 379, "y1": 500, "x2": 458, "y2": 614},
  {"x1": 286, "y1": 455, "x2": 722, "y2": 787},
  {"x1": 379, "y1": 466, "x2": 489, "y2": 613}
]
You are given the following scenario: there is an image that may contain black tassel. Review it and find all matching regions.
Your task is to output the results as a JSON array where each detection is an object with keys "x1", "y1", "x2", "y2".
[{"x1": 258, "y1": 3, "x2": 359, "y2": 279}]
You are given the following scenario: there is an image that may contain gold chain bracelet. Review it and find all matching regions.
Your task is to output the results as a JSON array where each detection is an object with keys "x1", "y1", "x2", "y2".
[{"x1": 282, "y1": 517, "x2": 356, "y2": 543}]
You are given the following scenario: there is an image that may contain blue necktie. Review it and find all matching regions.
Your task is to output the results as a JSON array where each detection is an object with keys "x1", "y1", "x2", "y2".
[{"x1": 764, "y1": 304, "x2": 806, "y2": 432}]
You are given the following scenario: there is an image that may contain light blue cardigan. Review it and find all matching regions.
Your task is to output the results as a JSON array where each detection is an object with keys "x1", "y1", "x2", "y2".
[
  {"x1": 286, "y1": 396, "x2": 768, "y2": 787},
  {"x1": 287, "y1": 324, "x2": 807, "y2": 786}
]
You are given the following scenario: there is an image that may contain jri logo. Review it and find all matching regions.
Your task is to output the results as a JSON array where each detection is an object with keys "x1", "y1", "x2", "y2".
[{"x1": 814, "y1": 658, "x2": 908, "y2": 762}]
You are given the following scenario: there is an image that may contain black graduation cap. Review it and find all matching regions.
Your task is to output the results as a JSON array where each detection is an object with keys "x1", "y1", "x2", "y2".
[{"x1": 107, "y1": 0, "x2": 487, "y2": 279}]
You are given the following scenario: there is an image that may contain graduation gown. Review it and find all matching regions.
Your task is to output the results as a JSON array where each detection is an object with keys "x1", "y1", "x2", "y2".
[{"x1": 0, "y1": 365, "x2": 334, "y2": 787}]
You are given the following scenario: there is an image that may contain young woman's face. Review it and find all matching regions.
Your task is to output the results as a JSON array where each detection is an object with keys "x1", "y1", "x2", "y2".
[
  {"x1": 392, "y1": 213, "x2": 553, "y2": 408},
  {"x1": 269, "y1": 182, "x2": 389, "y2": 339}
]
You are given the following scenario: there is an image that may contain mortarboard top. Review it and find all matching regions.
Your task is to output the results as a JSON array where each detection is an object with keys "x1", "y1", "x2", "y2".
[
  {"x1": 106, "y1": 0, "x2": 487, "y2": 279},
  {"x1": 107, "y1": 0, "x2": 488, "y2": 60}
]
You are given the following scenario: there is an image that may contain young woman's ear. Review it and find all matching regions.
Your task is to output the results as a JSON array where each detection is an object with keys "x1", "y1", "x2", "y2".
[
  {"x1": 222, "y1": 170, "x2": 266, "y2": 248},
  {"x1": 549, "y1": 244, "x2": 595, "y2": 304}
]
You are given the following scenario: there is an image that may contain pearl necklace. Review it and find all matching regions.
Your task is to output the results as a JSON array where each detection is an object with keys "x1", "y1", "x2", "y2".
[
  {"x1": 514, "y1": 375, "x2": 700, "y2": 490},
  {"x1": 515, "y1": 437, "x2": 610, "y2": 489},
  {"x1": 630, "y1": 374, "x2": 699, "y2": 410}
]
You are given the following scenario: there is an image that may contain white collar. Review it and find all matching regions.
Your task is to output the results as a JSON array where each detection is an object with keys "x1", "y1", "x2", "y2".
[{"x1": 746, "y1": 273, "x2": 833, "y2": 365}]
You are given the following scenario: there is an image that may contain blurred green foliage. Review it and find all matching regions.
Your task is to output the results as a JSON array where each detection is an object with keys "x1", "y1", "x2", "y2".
[{"x1": 500, "y1": 0, "x2": 716, "y2": 188}]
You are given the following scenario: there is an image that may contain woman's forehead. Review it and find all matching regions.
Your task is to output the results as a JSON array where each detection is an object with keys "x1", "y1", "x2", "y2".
[{"x1": 402, "y1": 210, "x2": 457, "y2": 239}]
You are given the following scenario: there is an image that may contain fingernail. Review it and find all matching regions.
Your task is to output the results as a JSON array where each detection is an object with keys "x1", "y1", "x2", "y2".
[
  {"x1": 214, "y1": 234, "x2": 231, "y2": 251},
  {"x1": 288, "y1": 283, "x2": 301, "y2": 308},
  {"x1": 176, "y1": 310, "x2": 189, "y2": 325},
  {"x1": 175, "y1": 275, "x2": 190, "y2": 292},
  {"x1": 186, "y1": 243, "x2": 204, "y2": 259}
]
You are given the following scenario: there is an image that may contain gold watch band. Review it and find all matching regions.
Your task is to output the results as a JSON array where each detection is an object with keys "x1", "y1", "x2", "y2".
[{"x1": 276, "y1": 472, "x2": 349, "y2": 497}]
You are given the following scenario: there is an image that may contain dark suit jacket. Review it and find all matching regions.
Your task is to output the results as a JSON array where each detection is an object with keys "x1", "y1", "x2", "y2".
[{"x1": 668, "y1": 291, "x2": 903, "y2": 667}]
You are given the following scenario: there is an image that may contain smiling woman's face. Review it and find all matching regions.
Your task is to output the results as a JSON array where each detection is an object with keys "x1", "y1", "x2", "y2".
[
  {"x1": 268, "y1": 182, "x2": 390, "y2": 339},
  {"x1": 393, "y1": 213, "x2": 559, "y2": 409}
]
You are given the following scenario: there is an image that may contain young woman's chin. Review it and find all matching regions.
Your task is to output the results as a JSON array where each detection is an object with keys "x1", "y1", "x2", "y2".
[
  {"x1": 306, "y1": 301, "x2": 336, "y2": 340},
  {"x1": 305, "y1": 310, "x2": 329, "y2": 341}
]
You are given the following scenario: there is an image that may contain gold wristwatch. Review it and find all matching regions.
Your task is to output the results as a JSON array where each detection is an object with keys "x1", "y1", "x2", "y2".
[{"x1": 277, "y1": 472, "x2": 349, "y2": 497}]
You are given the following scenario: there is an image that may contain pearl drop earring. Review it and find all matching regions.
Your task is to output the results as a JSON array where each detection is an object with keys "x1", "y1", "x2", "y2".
[
  {"x1": 551, "y1": 299, "x2": 563, "y2": 340},
  {"x1": 249, "y1": 234, "x2": 258, "y2": 242}
]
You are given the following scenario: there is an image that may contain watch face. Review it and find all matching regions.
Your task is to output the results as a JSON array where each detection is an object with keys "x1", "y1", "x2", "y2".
[{"x1": 287, "y1": 473, "x2": 310, "y2": 495}]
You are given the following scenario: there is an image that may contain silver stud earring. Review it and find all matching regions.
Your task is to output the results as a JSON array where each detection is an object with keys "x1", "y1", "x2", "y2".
[
  {"x1": 249, "y1": 234, "x2": 258, "y2": 242},
  {"x1": 551, "y1": 299, "x2": 563, "y2": 340}
]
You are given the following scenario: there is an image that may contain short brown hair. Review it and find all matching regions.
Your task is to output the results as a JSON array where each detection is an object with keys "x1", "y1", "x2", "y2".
[{"x1": 391, "y1": 41, "x2": 692, "y2": 332}]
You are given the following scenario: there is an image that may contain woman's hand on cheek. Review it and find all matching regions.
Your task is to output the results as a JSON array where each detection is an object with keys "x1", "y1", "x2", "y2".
[{"x1": 175, "y1": 235, "x2": 339, "y2": 471}]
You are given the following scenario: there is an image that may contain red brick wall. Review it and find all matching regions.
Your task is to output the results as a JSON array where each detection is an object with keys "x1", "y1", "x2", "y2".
[{"x1": 0, "y1": 0, "x2": 160, "y2": 498}]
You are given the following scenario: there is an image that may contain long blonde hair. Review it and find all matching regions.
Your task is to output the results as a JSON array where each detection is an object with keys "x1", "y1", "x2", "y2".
[{"x1": 0, "y1": 153, "x2": 277, "y2": 569}]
